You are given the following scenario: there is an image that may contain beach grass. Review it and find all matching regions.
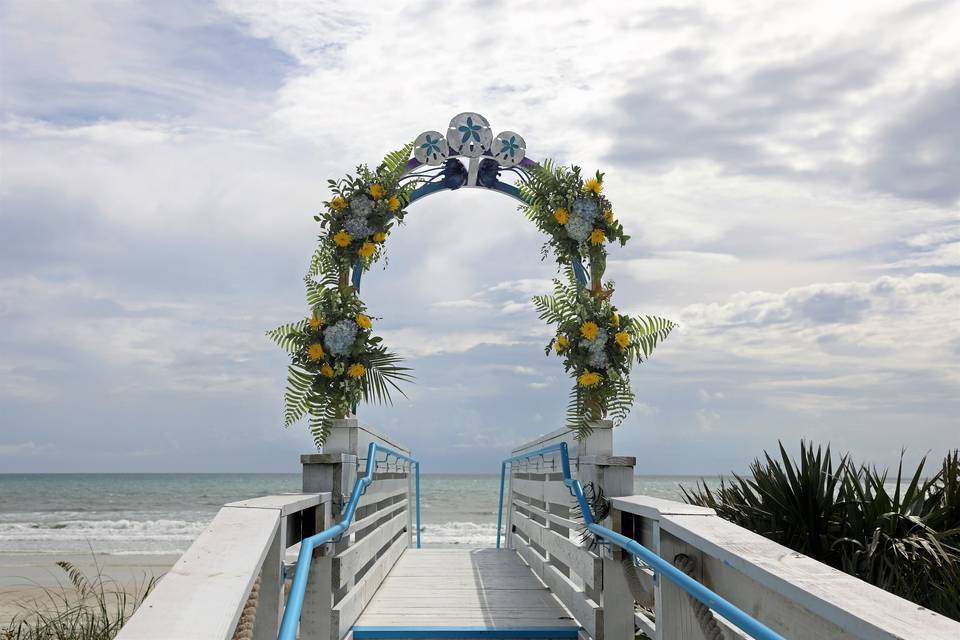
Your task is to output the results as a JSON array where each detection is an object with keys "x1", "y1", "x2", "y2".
[{"x1": 1, "y1": 557, "x2": 157, "y2": 640}]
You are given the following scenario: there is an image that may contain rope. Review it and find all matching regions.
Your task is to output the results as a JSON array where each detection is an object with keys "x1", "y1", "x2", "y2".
[
  {"x1": 673, "y1": 554, "x2": 726, "y2": 640},
  {"x1": 620, "y1": 553, "x2": 651, "y2": 603},
  {"x1": 230, "y1": 574, "x2": 260, "y2": 640}
]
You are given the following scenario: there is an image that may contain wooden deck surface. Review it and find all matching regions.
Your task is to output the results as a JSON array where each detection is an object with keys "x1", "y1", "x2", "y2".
[{"x1": 353, "y1": 548, "x2": 579, "y2": 631}]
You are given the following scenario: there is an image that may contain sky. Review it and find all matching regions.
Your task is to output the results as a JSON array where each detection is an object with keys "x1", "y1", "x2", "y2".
[{"x1": 0, "y1": 0, "x2": 957, "y2": 475}]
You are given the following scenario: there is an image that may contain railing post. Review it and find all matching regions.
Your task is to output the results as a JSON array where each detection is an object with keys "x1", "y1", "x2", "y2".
[
  {"x1": 251, "y1": 516, "x2": 286, "y2": 640},
  {"x1": 578, "y1": 420, "x2": 635, "y2": 640},
  {"x1": 301, "y1": 419, "x2": 359, "y2": 640},
  {"x1": 299, "y1": 419, "x2": 414, "y2": 640},
  {"x1": 300, "y1": 499, "x2": 333, "y2": 640}
]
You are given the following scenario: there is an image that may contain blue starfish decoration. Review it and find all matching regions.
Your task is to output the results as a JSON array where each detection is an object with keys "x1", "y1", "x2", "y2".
[
  {"x1": 458, "y1": 116, "x2": 482, "y2": 144},
  {"x1": 499, "y1": 135, "x2": 519, "y2": 158},
  {"x1": 419, "y1": 134, "x2": 442, "y2": 159}
]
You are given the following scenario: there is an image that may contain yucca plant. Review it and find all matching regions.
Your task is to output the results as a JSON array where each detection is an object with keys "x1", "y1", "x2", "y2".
[
  {"x1": 682, "y1": 443, "x2": 960, "y2": 621},
  {"x1": 2, "y1": 559, "x2": 158, "y2": 639},
  {"x1": 681, "y1": 441, "x2": 848, "y2": 562}
]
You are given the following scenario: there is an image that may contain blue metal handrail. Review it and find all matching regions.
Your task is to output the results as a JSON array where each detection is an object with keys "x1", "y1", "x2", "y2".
[
  {"x1": 496, "y1": 442, "x2": 785, "y2": 640},
  {"x1": 278, "y1": 442, "x2": 421, "y2": 640}
]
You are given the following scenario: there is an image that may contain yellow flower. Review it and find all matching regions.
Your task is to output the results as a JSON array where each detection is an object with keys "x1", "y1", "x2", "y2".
[
  {"x1": 308, "y1": 316, "x2": 322, "y2": 330},
  {"x1": 611, "y1": 312, "x2": 620, "y2": 328},
  {"x1": 615, "y1": 331, "x2": 630, "y2": 349},
  {"x1": 334, "y1": 230, "x2": 352, "y2": 247},
  {"x1": 359, "y1": 242, "x2": 376, "y2": 258},
  {"x1": 578, "y1": 371, "x2": 602, "y2": 387},
  {"x1": 373, "y1": 231, "x2": 387, "y2": 243},
  {"x1": 388, "y1": 195, "x2": 401, "y2": 212},
  {"x1": 554, "y1": 335, "x2": 570, "y2": 352},
  {"x1": 580, "y1": 321, "x2": 599, "y2": 340},
  {"x1": 356, "y1": 313, "x2": 372, "y2": 330},
  {"x1": 307, "y1": 343, "x2": 325, "y2": 361},
  {"x1": 321, "y1": 364, "x2": 335, "y2": 378},
  {"x1": 604, "y1": 208, "x2": 614, "y2": 223},
  {"x1": 590, "y1": 229, "x2": 605, "y2": 245},
  {"x1": 554, "y1": 207, "x2": 569, "y2": 225},
  {"x1": 584, "y1": 177, "x2": 603, "y2": 194},
  {"x1": 330, "y1": 196, "x2": 347, "y2": 211},
  {"x1": 348, "y1": 363, "x2": 366, "y2": 378},
  {"x1": 369, "y1": 184, "x2": 385, "y2": 200}
]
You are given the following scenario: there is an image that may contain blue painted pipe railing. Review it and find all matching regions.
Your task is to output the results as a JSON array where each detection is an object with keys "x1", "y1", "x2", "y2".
[
  {"x1": 278, "y1": 442, "x2": 420, "y2": 640},
  {"x1": 496, "y1": 442, "x2": 786, "y2": 640}
]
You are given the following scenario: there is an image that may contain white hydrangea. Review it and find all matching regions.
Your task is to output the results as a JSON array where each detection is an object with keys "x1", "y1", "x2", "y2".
[
  {"x1": 588, "y1": 349, "x2": 609, "y2": 369},
  {"x1": 571, "y1": 197, "x2": 600, "y2": 221},
  {"x1": 343, "y1": 215, "x2": 372, "y2": 239},
  {"x1": 323, "y1": 320, "x2": 358, "y2": 356},
  {"x1": 566, "y1": 214, "x2": 591, "y2": 242},
  {"x1": 349, "y1": 196, "x2": 374, "y2": 217}
]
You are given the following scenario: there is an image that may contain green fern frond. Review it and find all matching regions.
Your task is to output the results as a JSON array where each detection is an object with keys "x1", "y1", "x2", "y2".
[
  {"x1": 378, "y1": 142, "x2": 414, "y2": 184},
  {"x1": 628, "y1": 315, "x2": 677, "y2": 361},
  {"x1": 266, "y1": 321, "x2": 307, "y2": 353}
]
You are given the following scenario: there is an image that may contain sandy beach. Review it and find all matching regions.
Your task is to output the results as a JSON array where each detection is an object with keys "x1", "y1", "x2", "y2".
[{"x1": 0, "y1": 553, "x2": 178, "y2": 623}]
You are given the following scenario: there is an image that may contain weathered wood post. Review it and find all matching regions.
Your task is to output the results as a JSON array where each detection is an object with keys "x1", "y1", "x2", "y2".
[{"x1": 578, "y1": 420, "x2": 636, "y2": 640}]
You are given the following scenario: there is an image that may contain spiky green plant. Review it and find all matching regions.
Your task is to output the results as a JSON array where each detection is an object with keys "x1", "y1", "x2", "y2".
[
  {"x1": 2, "y1": 559, "x2": 158, "y2": 639},
  {"x1": 682, "y1": 443, "x2": 960, "y2": 621}
]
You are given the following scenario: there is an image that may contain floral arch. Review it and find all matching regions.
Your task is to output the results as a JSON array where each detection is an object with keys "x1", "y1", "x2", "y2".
[{"x1": 268, "y1": 112, "x2": 675, "y2": 446}]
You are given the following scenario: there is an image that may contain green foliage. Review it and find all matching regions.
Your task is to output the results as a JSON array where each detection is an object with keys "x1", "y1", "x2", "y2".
[
  {"x1": 518, "y1": 160, "x2": 629, "y2": 278},
  {"x1": 267, "y1": 284, "x2": 412, "y2": 447},
  {"x1": 682, "y1": 443, "x2": 960, "y2": 621},
  {"x1": 532, "y1": 272, "x2": 675, "y2": 439},
  {"x1": 2, "y1": 558, "x2": 158, "y2": 639},
  {"x1": 314, "y1": 142, "x2": 416, "y2": 278}
]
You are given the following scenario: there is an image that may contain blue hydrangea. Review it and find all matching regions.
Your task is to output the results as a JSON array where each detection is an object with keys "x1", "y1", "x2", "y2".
[
  {"x1": 571, "y1": 197, "x2": 600, "y2": 221},
  {"x1": 349, "y1": 195, "x2": 374, "y2": 218},
  {"x1": 566, "y1": 214, "x2": 592, "y2": 242},
  {"x1": 323, "y1": 320, "x2": 358, "y2": 356},
  {"x1": 343, "y1": 215, "x2": 372, "y2": 239},
  {"x1": 588, "y1": 349, "x2": 609, "y2": 369},
  {"x1": 584, "y1": 328, "x2": 609, "y2": 368}
]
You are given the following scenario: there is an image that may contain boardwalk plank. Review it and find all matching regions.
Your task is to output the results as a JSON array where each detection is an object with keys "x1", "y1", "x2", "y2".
[{"x1": 353, "y1": 549, "x2": 579, "y2": 630}]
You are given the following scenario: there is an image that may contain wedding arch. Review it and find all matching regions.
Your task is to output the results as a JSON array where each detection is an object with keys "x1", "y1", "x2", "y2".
[{"x1": 268, "y1": 112, "x2": 675, "y2": 446}]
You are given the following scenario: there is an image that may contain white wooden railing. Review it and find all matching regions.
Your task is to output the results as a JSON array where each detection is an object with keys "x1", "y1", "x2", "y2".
[
  {"x1": 611, "y1": 495, "x2": 960, "y2": 640},
  {"x1": 117, "y1": 492, "x2": 332, "y2": 640},
  {"x1": 298, "y1": 420, "x2": 416, "y2": 640},
  {"x1": 504, "y1": 423, "x2": 960, "y2": 640},
  {"x1": 117, "y1": 419, "x2": 417, "y2": 640},
  {"x1": 505, "y1": 421, "x2": 635, "y2": 639}
]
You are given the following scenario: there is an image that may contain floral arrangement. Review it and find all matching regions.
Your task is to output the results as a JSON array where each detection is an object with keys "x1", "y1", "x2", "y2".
[
  {"x1": 315, "y1": 144, "x2": 414, "y2": 280},
  {"x1": 519, "y1": 161, "x2": 630, "y2": 291},
  {"x1": 271, "y1": 122, "x2": 673, "y2": 446},
  {"x1": 534, "y1": 272, "x2": 676, "y2": 437},
  {"x1": 267, "y1": 281, "x2": 411, "y2": 446}
]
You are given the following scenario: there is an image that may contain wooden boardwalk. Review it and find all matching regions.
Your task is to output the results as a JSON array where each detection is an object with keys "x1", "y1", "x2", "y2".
[{"x1": 352, "y1": 548, "x2": 579, "y2": 636}]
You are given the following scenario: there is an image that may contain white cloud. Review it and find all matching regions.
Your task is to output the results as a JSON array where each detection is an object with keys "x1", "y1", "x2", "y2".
[
  {"x1": 0, "y1": 442, "x2": 54, "y2": 456},
  {"x1": 1, "y1": 0, "x2": 959, "y2": 471}
]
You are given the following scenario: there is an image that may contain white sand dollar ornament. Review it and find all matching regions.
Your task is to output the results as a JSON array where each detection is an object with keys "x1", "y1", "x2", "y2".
[
  {"x1": 447, "y1": 112, "x2": 492, "y2": 158},
  {"x1": 413, "y1": 130, "x2": 448, "y2": 165},
  {"x1": 491, "y1": 131, "x2": 526, "y2": 166}
]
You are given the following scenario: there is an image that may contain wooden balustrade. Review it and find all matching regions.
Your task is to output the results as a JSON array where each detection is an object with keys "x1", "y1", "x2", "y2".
[
  {"x1": 610, "y1": 495, "x2": 960, "y2": 640},
  {"x1": 506, "y1": 421, "x2": 635, "y2": 639},
  {"x1": 299, "y1": 419, "x2": 416, "y2": 640},
  {"x1": 116, "y1": 493, "x2": 332, "y2": 640}
]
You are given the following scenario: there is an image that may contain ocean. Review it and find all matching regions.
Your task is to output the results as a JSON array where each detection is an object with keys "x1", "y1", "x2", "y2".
[{"x1": 0, "y1": 474, "x2": 716, "y2": 556}]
